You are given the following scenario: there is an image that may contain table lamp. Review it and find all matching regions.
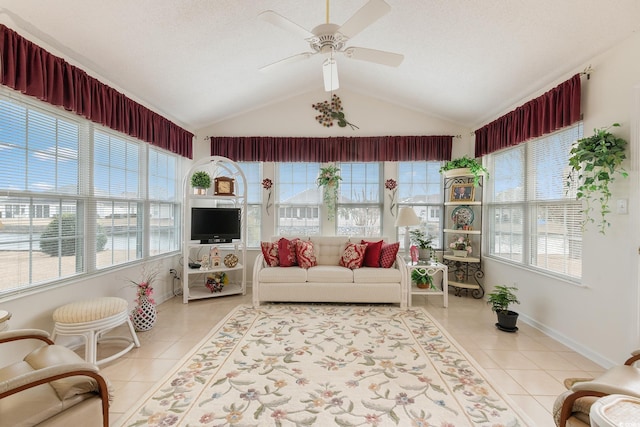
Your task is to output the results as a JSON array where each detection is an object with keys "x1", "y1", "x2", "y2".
[{"x1": 395, "y1": 207, "x2": 421, "y2": 258}]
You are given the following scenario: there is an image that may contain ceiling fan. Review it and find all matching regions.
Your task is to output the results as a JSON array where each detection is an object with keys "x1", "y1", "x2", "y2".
[{"x1": 259, "y1": 0, "x2": 404, "y2": 91}]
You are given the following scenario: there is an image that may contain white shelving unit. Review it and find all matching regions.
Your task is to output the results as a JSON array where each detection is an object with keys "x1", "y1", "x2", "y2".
[
  {"x1": 441, "y1": 169, "x2": 485, "y2": 299},
  {"x1": 182, "y1": 156, "x2": 247, "y2": 303}
]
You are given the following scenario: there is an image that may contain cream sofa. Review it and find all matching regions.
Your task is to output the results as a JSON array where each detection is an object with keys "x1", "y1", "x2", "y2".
[{"x1": 252, "y1": 236, "x2": 408, "y2": 308}]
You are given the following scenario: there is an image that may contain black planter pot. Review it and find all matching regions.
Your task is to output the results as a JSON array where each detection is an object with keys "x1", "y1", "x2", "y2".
[{"x1": 496, "y1": 310, "x2": 519, "y2": 332}]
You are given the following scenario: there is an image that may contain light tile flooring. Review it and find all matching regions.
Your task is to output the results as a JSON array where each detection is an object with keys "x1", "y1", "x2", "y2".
[{"x1": 101, "y1": 292, "x2": 606, "y2": 427}]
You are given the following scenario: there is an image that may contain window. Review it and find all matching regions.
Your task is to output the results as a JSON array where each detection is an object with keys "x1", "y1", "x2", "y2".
[
  {"x1": 237, "y1": 162, "x2": 261, "y2": 247},
  {"x1": 276, "y1": 163, "x2": 321, "y2": 235},
  {"x1": 0, "y1": 89, "x2": 181, "y2": 297},
  {"x1": 485, "y1": 123, "x2": 583, "y2": 279},
  {"x1": 397, "y1": 162, "x2": 444, "y2": 249},
  {"x1": 337, "y1": 162, "x2": 381, "y2": 237}
]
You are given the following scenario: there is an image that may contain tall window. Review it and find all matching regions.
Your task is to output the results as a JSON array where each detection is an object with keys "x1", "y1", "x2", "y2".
[
  {"x1": 277, "y1": 163, "x2": 321, "y2": 235},
  {"x1": 485, "y1": 123, "x2": 583, "y2": 280},
  {"x1": 397, "y1": 162, "x2": 444, "y2": 249},
  {"x1": 0, "y1": 89, "x2": 181, "y2": 297},
  {"x1": 238, "y1": 162, "x2": 261, "y2": 247},
  {"x1": 337, "y1": 162, "x2": 381, "y2": 237}
]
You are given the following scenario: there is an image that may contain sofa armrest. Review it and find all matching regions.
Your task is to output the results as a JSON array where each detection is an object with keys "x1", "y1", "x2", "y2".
[
  {"x1": 0, "y1": 329, "x2": 54, "y2": 345},
  {"x1": 252, "y1": 253, "x2": 266, "y2": 307}
]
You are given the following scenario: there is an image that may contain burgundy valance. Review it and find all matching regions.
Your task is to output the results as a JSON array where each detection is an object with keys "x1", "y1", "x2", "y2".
[
  {"x1": 210, "y1": 135, "x2": 453, "y2": 162},
  {"x1": 0, "y1": 24, "x2": 193, "y2": 158},
  {"x1": 474, "y1": 74, "x2": 581, "y2": 157}
]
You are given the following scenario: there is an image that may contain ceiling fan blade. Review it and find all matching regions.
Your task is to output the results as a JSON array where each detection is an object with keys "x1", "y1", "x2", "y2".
[
  {"x1": 343, "y1": 46, "x2": 404, "y2": 67},
  {"x1": 259, "y1": 52, "x2": 315, "y2": 72},
  {"x1": 338, "y1": 0, "x2": 391, "y2": 39},
  {"x1": 259, "y1": 10, "x2": 314, "y2": 39}
]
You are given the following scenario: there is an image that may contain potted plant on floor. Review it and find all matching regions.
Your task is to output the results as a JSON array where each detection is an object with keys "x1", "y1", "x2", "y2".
[{"x1": 487, "y1": 285, "x2": 520, "y2": 332}]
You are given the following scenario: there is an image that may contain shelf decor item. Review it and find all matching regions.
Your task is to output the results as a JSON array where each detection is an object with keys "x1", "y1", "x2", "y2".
[
  {"x1": 190, "y1": 171, "x2": 211, "y2": 195},
  {"x1": 449, "y1": 235, "x2": 472, "y2": 257},
  {"x1": 317, "y1": 164, "x2": 342, "y2": 221},
  {"x1": 566, "y1": 123, "x2": 628, "y2": 234},
  {"x1": 224, "y1": 253, "x2": 239, "y2": 268},
  {"x1": 439, "y1": 155, "x2": 488, "y2": 186},
  {"x1": 214, "y1": 176, "x2": 235, "y2": 196},
  {"x1": 409, "y1": 229, "x2": 433, "y2": 260},
  {"x1": 451, "y1": 206, "x2": 474, "y2": 229},
  {"x1": 130, "y1": 272, "x2": 157, "y2": 332},
  {"x1": 205, "y1": 272, "x2": 228, "y2": 293}
]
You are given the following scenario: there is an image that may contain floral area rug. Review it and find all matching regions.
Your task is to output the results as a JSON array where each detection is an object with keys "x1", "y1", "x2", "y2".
[{"x1": 119, "y1": 304, "x2": 532, "y2": 426}]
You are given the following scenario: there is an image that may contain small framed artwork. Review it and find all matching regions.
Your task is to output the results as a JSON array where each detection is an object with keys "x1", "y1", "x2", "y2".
[{"x1": 450, "y1": 184, "x2": 474, "y2": 202}]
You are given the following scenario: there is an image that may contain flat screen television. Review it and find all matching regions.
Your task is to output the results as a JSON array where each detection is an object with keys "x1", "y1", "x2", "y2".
[{"x1": 191, "y1": 207, "x2": 241, "y2": 244}]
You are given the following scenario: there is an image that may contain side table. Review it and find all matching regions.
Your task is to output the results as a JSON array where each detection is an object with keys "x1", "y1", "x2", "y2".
[{"x1": 406, "y1": 262, "x2": 448, "y2": 308}]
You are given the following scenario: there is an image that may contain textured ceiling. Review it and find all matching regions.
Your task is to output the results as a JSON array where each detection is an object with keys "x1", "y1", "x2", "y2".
[{"x1": 1, "y1": 1, "x2": 639, "y2": 131}]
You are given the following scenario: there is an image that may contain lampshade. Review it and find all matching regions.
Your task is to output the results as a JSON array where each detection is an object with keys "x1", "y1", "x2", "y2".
[
  {"x1": 395, "y1": 207, "x2": 420, "y2": 227},
  {"x1": 322, "y1": 57, "x2": 339, "y2": 91}
]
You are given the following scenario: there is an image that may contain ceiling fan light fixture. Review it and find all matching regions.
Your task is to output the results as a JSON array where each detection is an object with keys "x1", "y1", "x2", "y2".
[{"x1": 322, "y1": 57, "x2": 339, "y2": 91}]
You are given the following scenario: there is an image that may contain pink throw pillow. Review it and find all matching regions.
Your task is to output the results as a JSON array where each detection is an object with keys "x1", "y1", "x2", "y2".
[
  {"x1": 379, "y1": 242, "x2": 400, "y2": 268},
  {"x1": 296, "y1": 240, "x2": 317, "y2": 269},
  {"x1": 260, "y1": 241, "x2": 279, "y2": 267},
  {"x1": 278, "y1": 237, "x2": 299, "y2": 267},
  {"x1": 361, "y1": 239, "x2": 383, "y2": 267},
  {"x1": 339, "y1": 242, "x2": 367, "y2": 270}
]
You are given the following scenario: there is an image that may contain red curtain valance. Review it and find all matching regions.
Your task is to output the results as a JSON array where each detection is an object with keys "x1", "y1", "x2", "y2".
[
  {"x1": 0, "y1": 24, "x2": 193, "y2": 158},
  {"x1": 210, "y1": 135, "x2": 453, "y2": 162},
  {"x1": 474, "y1": 74, "x2": 581, "y2": 157}
]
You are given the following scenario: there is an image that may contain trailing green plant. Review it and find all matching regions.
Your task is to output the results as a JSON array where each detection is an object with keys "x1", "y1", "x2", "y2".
[
  {"x1": 317, "y1": 164, "x2": 342, "y2": 221},
  {"x1": 439, "y1": 155, "x2": 489, "y2": 186},
  {"x1": 190, "y1": 171, "x2": 211, "y2": 188},
  {"x1": 566, "y1": 123, "x2": 628, "y2": 234},
  {"x1": 409, "y1": 229, "x2": 433, "y2": 249},
  {"x1": 486, "y1": 285, "x2": 520, "y2": 314},
  {"x1": 411, "y1": 268, "x2": 434, "y2": 288}
]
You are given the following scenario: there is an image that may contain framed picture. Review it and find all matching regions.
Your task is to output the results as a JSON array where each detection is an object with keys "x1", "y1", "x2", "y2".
[{"x1": 450, "y1": 184, "x2": 474, "y2": 202}]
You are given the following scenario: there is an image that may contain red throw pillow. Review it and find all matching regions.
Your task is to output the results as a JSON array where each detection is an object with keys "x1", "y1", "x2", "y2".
[
  {"x1": 295, "y1": 240, "x2": 317, "y2": 269},
  {"x1": 278, "y1": 237, "x2": 299, "y2": 267},
  {"x1": 260, "y1": 241, "x2": 279, "y2": 267},
  {"x1": 361, "y1": 239, "x2": 383, "y2": 267},
  {"x1": 339, "y1": 242, "x2": 367, "y2": 270},
  {"x1": 379, "y1": 242, "x2": 400, "y2": 268}
]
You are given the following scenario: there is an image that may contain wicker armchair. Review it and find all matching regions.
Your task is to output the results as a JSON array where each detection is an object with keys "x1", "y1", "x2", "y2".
[
  {"x1": 0, "y1": 329, "x2": 111, "y2": 427},
  {"x1": 553, "y1": 349, "x2": 640, "y2": 426}
]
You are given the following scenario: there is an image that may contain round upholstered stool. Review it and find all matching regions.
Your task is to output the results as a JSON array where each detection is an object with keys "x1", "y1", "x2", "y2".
[{"x1": 51, "y1": 297, "x2": 140, "y2": 366}]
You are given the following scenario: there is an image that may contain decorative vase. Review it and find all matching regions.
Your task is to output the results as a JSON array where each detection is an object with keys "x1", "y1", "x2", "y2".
[
  {"x1": 452, "y1": 249, "x2": 468, "y2": 257},
  {"x1": 416, "y1": 281, "x2": 430, "y2": 289},
  {"x1": 131, "y1": 296, "x2": 157, "y2": 331},
  {"x1": 193, "y1": 187, "x2": 207, "y2": 195},
  {"x1": 418, "y1": 248, "x2": 430, "y2": 260}
]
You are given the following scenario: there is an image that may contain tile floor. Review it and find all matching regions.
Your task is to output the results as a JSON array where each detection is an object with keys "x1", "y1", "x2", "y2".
[{"x1": 101, "y1": 292, "x2": 606, "y2": 426}]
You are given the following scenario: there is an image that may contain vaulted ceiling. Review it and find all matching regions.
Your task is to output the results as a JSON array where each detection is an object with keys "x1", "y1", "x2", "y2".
[{"x1": 1, "y1": 1, "x2": 639, "y2": 131}]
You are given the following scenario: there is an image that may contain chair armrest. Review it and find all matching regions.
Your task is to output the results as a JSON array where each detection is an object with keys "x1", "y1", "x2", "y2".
[
  {"x1": 0, "y1": 329, "x2": 54, "y2": 345},
  {"x1": 395, "y1": 254, "x2": 408, "y2": 309},
  {"x1": 626, "y1": 349, "x2": 640, "y2": 365}
]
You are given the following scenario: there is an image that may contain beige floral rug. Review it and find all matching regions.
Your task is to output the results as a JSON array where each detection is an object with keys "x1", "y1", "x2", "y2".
[{"x1": 119, "y1": 304, "x2": 533, "y2": 426}]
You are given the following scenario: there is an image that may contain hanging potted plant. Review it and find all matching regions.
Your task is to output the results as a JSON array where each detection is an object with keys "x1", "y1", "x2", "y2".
[
  {"x1": 317, "y1": 164, "x2": 342, "y2": 221},
  {"x1": 190, "y1": 171, "x2": 211, "y2": 195},
  {"x1": 439, "y1": 155, "x2": 489, "y2": 186},
  {"x1": 486, "y1": 285, "x2": 520, "y2": 332},
  {"x1": 566, "y1": 123, "x2": 628, "y2": 234}
]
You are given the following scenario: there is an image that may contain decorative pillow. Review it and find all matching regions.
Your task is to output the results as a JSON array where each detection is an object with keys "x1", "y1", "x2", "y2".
[
  {"x1": 278, "y1": 237, "x2": 299, "y2": 267},
  {"x1": 295, "y1": 240, "x2": 317, "y2": 269},
  {"x1": 339, "y1": 242, "x2": 367, "y2": 270},
  {"x1": 379, "y1": 241, "x2": 400, "y2": 268},
  {"x1": 361, "y1": 239, "x2": 383, "y2": 267},
  {"x1": 260, "y1": 241, "x2": 279, "y2": 267}
]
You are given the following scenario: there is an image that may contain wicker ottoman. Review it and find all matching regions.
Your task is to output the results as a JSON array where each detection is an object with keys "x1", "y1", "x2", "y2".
[{"x1": 51, "y1": 297, "x2": 140, "y2": 365}]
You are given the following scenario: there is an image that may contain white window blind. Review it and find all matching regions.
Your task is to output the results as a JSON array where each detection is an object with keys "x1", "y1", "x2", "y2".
[
  {"x1": 486, "y1": 123, "x2": 583, "y2": 279},
  {"x1": 237, "y1": 162, "x2": 261, "y2": 247},
  {"x1": 277, "y1": 163, "x2": 321, "y2": 235},
  {"x1": 337, "y1": 162, "x2": 381, "y2": 237}
]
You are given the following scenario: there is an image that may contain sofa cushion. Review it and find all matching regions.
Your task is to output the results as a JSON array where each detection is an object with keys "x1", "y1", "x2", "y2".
[
  {"x1": 306, "y1": 265, "x2": 354, "y2": 282},
  {"x1": 259, "y1": 267, "x2": 307, "y2": 283},
  {"x1": 361, "y1": 239, "x2": 383, "y2": 267},
  {"x1": 310, "y1": 236, "x2": 349, "y2": 266},
  {"x1": 295, "y1": 240, "x2": 317, "y2": 269},
  {"x1": 354, "y1": 267, "x2": 401, "y2": 283},
  {"x1": 379, "y1": 242, "x2": 400, "y2": 268},
  {"x1": 339, "y1": 242, "x2": 367, "y2": 269},
  {"x1": 260, "y1": 241, "x2": 279, "y2": 267},
  {"x1": 278, "y1": 237, "x2": 299, "y2": 267}
]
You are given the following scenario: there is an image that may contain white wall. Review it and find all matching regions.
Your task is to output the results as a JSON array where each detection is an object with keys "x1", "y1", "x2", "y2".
[{"x1": 483, "y1": 32, "x2": 640, "y2": 367}]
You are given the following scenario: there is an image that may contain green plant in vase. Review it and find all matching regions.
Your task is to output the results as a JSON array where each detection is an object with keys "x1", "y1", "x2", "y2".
[
  {"x1": 190, "y1": 171, "x2": 211, "y2": 195},
  {"x1": 411, "y1": 268, "x2": 434, "y2": 290},
  {"x1": 439, "y1": 155, "x2": 489, "y2": 186}
]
